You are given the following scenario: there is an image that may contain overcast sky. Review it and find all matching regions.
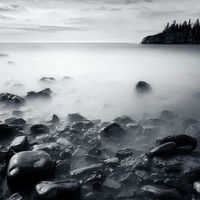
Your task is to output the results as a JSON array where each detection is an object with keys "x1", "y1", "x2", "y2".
[{"x1": 0, "y1": 0, "x2": 200, "y2": 43}]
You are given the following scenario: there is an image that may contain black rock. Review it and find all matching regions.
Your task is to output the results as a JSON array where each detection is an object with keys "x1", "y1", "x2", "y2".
[
  {"x1": 30, "y1": 124, "x2": 49, "y2": 134},
  {"x1": 32, "y1": 179, "x2": 81, "y2": 200},
  {"x1": 140, "y1": 185, "x2": 181, "y2": 200},
  {"x1": 99, "y1": 122, "x2": 126, "y2": 138},
  {"x1": 157, "y1": 134, "x2": 197, "y2": 150},
  {"x1": 152, "y1": 155, "x2": 200, "y2": 183},
  {"x1": 84, "y1": 192, "x2": 103, "y2": 200},
  {"x1": 7, "y1": 193, "x2": 23, "y2": 200},
  {"x1": 0, "y1": 124, "x2": 17, "y2": 140},
  {"x1": 135, "y1": 81, "x2": 152, "y2": 95},
  {"x1": 71, "y1": 121, "x2": 94, "y2": 131},
  {"x1": 0, "y1": 93, "x2": 26, "y2": 109},
  {"x1": 113, "y1": 115, "x2": 136, "y2": 126},
  {"x1": 149, "y1": 142, "x2": 177, "y2": 157},
  {"x1": 9, "y1": 118, "x2": 26, "y2": 127},
  {"x1": 7, "y1": 151, "x2": 54, "y2": 190},
  {"x1": 26, "y1": 90, "x2": 52, "y2": 101},
  {"x1": 126, "y1": 123, "x2": 143, "y2": 135},
  {"x1": 159, "y1": 110, "x2": 177, "y2": 120}
]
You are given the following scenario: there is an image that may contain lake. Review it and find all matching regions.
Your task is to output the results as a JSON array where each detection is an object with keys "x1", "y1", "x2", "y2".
[{"x1": 0, "y1": 43, "x2": 200, "y2": 121}]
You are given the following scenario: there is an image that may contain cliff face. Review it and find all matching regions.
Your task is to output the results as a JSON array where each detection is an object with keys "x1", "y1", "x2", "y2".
[{"x1": 141, "y1": 20, "x2": 200, "y2": 44}]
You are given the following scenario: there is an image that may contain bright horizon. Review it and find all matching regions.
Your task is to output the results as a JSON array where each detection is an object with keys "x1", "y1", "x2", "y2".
[{"x1": 0, "y1": 0, "x2": 200, "y2": 43}]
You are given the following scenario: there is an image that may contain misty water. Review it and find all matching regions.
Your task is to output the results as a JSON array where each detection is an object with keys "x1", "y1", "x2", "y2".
[{"x1": 0, "y1": 43, "x2": 200, "y2": 123}]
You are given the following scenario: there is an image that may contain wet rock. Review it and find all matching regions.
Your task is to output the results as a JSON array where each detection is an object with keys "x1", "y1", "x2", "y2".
[
  {"x1": 135, "y1": 81, "x2": 152, "y2": 95},
  {"x1": 7, "y1": 151, "x2": 54, "y2": 190},
  {"x1": 99, "y1": 122, "x2": 126, "y2": 138},
  {"x1": 120, "y1": 157, "x2": 137, "y2": 172},
  {"x1": 88, "y1": 147, "x2": 101, "y2": 157},
  {"x1": 26, "y1": 90, "x2": 52, "y2": 101},
  {"x1": 149, "y1": 142, "x2": 177, "y2": 157},
  {"x1": 176, "y1": 145, "x2": 193, "y2": 155},
  {"x1": 0, "y1": 124, "x2": 17, "y2": 140},
  {"x1": 10, "y1": 135, "x2": 28, "y2": 152},
  {"x1": 84, "y1": 192, "x2": 103, "y2": 200},
  {"x1": 32, "y1": 179, "x2": 81, "y2": 200},
  {"x1": 135, "y1": 170, "x2": 152, "y2": 184},
  {"x1": 156, "y1": 134, "x2": 197, "y2": 150},
  {"x1": 8, "y1": 118, "x2": 26, "y2": 126},
  {"x1": 103, "y1": 178, "x2": 121, "y2": 190},
  {"x1": 103, "y1": 157, "x2": 119, "y2": 168},
  {"x1": 152, "y1": 155, "x2": 200, "y2": 183},
  {"x1": 113, "y1": 115, "x2": 136, "y2": 126},
  {"x1": 7, "y1": 193, "x2": 23, "y2": 200},
  {"x1": 143, "y1": 118, "x2": 168, "y2": 127},
  {"x1": 67, "y1": 113, "x2": 88, "y2": 124},
  {"x1": 159, "y1": 110, "x2": 177, "y2": 120},
  {"x1": 56, "y1": 137, "x2": 73, "y2": 148},
  {"x1": 84, "y1": 171, "x2": 106, "y2": 185},
  {"x1": 39, "y1": 77, "x2": 56, "y2": 83},
  {"x1": 115, "y1": 148, "x2": 133, "y2": 161},
  {"x1": 46, "y1": 114, "x2": 60, "y2": 124},
  {"x1": 185, "y1": 123, "x2": 200, "y2": 138},
  {"x1": 40, "y1": 88, "x2": 53, "y2": 95},
  {"x1": 0, "y1": 93, "x2": 26, "y2": 109},
  {"x1": 164, "y1": 178, "x2": 194, "y2": 193},
  {"x1": 194, "y1": 181, "x2": 200, "y2": 193},
  {"x1": 140, "y1": 185, "x2": 181, "y2": 200},
  {"x1": 30, "y1": 124, "x2": 49, "y2": 135},
  {"x1": 72, "y1": 121, "x2": 94, "y2": 131},
  {"x1": 55, "y1": 160, "x2": 70, "y2": 178},
  {"x1": 0, "y1": 145, "x2": 14, "y2": 161},
  {"x1": 70, "y1": 163, "x2": 104, "y2": 177},
  {"x1": 32, "y1": 143, "x2": 62, "y2": 161},
  {"x1": 182, "y1": 118, "x2": 199, "y2": 132}
]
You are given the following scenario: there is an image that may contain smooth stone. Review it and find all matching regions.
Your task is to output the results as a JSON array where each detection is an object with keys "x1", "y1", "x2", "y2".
[
  {"x1": 32, "y1": 179, "x2": 81, "y2": 200},
  {"x1": 140, "y1": 185, "x2": 181, "y2": 200},
  {"x1": 30, "y1": 124, "x2": 49, "y2": 134},
  {"x1": 149, "y1": 142, "x2": 177, "y2": 157},
  {"x1": 115, "y1": 148, "x2": 133, "y2": 161},
  {"x1": 56, "y1": 137, "x2": 73, "y2": 148},
  {"x1": 10, "y1": 135, "x2": 28, "y2": 152},
  {"x1": 103, "y1": 178, "x2": 121, "y2": 190},
  {"x1": 7, "y1": 151, "x2": 54, "y2": 190},
  {"x1": 185, "y1": 123, "x2": 200, "y2": 138},
  {"x1": 156, "y1": 134, "x2": 197, "y2": 150},
  {"x1": 7, "y1": 193, "x2": 23, "y2": 200}
]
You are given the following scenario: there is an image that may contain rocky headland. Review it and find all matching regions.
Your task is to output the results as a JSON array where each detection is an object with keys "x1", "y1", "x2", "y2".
[{"x1": 141, "y1": 19, "x2": 200, "y2": 44}]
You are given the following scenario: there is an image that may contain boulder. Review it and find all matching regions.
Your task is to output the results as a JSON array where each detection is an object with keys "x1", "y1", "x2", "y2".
[
  {"x1": 7, "y1": 151, "x2": 54, "y2": 190},
  {"x1": 156, "y1": 134, "x2": 197, "y2": 150},
  {"x1": 185, "y1": 123, "x2": 200, "y2": 138},
  {"x1": 32, "y1": 179, "x2": 81, "y2": 200},
  {"x1": 26, "y1": 90, "x2": 52, "y2": 101},
  {"x1": 67, "y1": 113, "x2": 88, "y2": 124},
  {"x1": 46, "y1": 114, "x2": 60, "y2": 124},
  {"x1": 135, "y1": 81, "x2": 152, "y2": 95},
  {"x1": 159, "y1": 110, "x2": 177, "y2": 120}
]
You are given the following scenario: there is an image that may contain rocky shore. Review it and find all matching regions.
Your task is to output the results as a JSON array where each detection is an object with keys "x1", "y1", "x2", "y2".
[
  {"x1": 141, "y1": 19, "x2": 200, "y2": 44},
  {"x1": 0, "y1": 78, "x2": 200, "y2": 200}
]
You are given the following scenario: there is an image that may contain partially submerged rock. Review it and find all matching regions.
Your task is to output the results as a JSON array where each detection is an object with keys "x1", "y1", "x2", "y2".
[{"x1": 135, "y1": 81, "x2": 152, "y2": 95}]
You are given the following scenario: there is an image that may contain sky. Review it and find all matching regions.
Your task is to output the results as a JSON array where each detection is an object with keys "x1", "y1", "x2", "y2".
[{"x1": 0, "y1": 0, "x2": 200, "y2": 43}]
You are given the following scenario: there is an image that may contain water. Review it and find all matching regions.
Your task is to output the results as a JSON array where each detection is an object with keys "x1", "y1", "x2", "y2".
[{"x1": 0, "y1": 43, "x2": 200, "y2": 122}]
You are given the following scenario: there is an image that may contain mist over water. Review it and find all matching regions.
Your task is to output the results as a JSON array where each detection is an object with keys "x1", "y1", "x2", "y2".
[{"x1": 0, "y1": 43, "x2": 200, "y2": 122}]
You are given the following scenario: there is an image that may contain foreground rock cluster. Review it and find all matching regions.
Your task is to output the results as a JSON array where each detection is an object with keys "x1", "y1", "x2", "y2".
[{"x1": 0, "y1": 79, "x2": 200, "y2": 199}]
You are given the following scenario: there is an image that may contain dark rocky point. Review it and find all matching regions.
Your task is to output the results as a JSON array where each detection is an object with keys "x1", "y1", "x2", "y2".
[{"x1": 142, "y1": 19, "x2": 200, "y2": 44}]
